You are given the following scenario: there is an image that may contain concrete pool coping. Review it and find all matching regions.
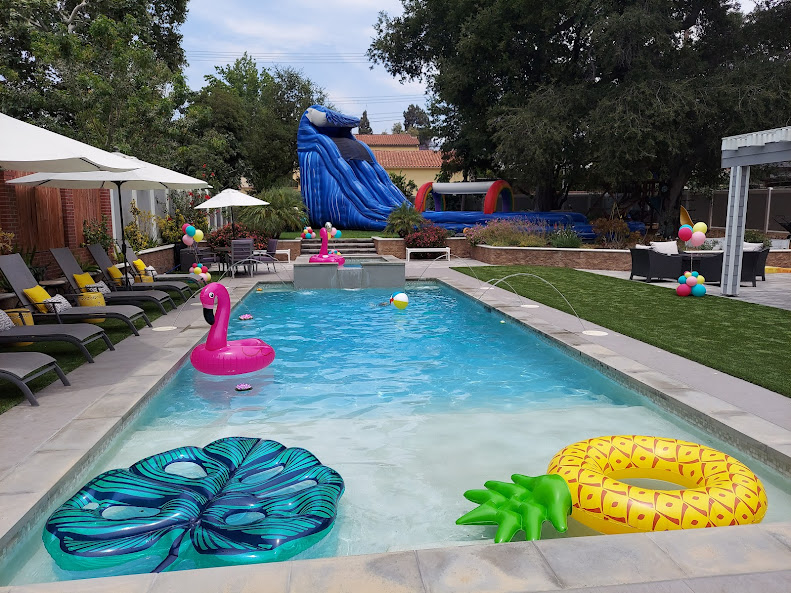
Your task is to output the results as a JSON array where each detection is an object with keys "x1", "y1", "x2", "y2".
[{"x1": 0, "y1": 264, "x2": 788, "y2": 591}]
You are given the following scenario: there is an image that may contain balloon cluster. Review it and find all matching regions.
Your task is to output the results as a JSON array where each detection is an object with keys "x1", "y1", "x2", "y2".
[
  {"x1": 329, "y1": 249, "x2": 343, "y2": 257},
  {"x1": 329, "y1": 227, "x2": 342, "y2": 238},
  {"x1": 677, "y1": 271, "x2": 706, "y2": 297},
  {"x1": 181, "y1": 223, "x2": 205, "y2": 246},
  {"x1": 190, "y1": 262, "x2": 212, "y2": 282},
  {"x1": 678, "y1": 221, "x2": 708, "y2": 248},
  {"x1": 301, "y1": 226, "x2": 316, "y2": 239}
]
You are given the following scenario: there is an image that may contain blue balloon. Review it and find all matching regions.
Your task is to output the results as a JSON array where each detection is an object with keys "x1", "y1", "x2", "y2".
[
  {"x1": 678, "y1": 276, "x2": 687, "y2": 284},
  {"x1": 186, "y1": 225, "x2": 196, "y2": 237},
  {"x1": 680, "y1": 224, "x2": 693, "y2": 231},
  {"x1": 691, "y1": 271, "x2": 699, "y2": 277},
  {"x1": 335, "y1": 230, "x2": 342, "y2": 238},
  {"x1": 691, "y1": 284, "x2": 707, "y2": 297}
]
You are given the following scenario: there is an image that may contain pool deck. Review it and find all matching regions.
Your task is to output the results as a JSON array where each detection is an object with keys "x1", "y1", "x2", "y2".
[{"x1": 0, "y1": 259, "x2": 789, "y2": 592}]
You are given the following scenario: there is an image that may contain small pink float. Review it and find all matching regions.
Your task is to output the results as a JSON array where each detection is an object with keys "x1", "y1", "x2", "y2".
[
  {"x1": 191, "y1": 282, "x2": 275, "y2": 375},
  {"x1": 309, "y1": 227, "x2": 345, "y2": 266}
]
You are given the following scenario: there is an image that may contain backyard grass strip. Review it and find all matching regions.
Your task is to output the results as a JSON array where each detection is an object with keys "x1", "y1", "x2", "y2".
[
  {"x1": 0, "y1": 303, "x2": 165, "y2": 414},
  {"x1": 453, "y1": 266, "x2": 791, "y2": 398}
]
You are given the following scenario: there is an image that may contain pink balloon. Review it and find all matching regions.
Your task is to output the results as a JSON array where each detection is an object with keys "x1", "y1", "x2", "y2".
[
  {"x1": 676, "y1": 284, "x2": 691, "y2": 297},
  {"x1": 689, "y1": 231, "x2": 706, "y2": 247},
  {"x1": 685, "y1": 276, "x2": 698, "y2": 286},
  {"x1": 183, "y1": 234, "x2": 194, "y2": 246},
  {"x1": 678, "y1": 227, "x2": 693, "y2": 242}
]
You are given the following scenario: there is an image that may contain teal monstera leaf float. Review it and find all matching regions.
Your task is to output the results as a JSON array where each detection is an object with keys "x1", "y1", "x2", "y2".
[{"x1": 44, "y1": 438, "x2": 344, "y2": 574}]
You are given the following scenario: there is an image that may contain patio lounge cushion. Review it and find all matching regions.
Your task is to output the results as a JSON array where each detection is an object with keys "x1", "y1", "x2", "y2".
[
  {"x1": 73, "y1": 273, "x2": 95, "y2": 290},
  {"x1": 743, "y1": 242, "x2": 764, "y2": 252},
  {"x1": 106, "y1": 265, "x2": 123, "y2": 283},
  {"x1": 132, "y1": 259, "x2": 146, "y2": 273},
  {"x1": 23, "y1": 285, "x2": 52, "y2": 313},
  {"x1": 84, "y1": 281, "x2": 111, "y2": 294},
  {"x1": 0, "y1": 310, "x2": 13, "y2": 332},
  {"x1": 44, "y1": 294, "x2": 72, "y2": 313},
  {"x1": 650, "y1": 241, "x2": 679, "y2": 255}
]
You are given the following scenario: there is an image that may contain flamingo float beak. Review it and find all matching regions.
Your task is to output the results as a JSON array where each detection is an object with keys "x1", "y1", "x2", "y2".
[{"x1": 203, "y1": 306, "x2": 215, "y2": 325}]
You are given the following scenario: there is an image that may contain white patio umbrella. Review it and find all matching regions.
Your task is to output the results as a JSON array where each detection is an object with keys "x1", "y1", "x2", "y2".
[
  {"x1": 8, "y1": 154, "x2": 209, "y2": 288},
  {"x1": 194, "y1": 188, "x2": 269, "y2": 237},
  {"x1": 0, "y1": 113, "x2": 139, "y2": 173}
]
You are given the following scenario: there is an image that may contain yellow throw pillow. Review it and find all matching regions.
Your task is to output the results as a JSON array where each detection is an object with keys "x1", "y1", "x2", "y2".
[
  {"x1": 73, "y1": 272, "x2": 95, "y2": 291},
  {"x1": 132, "y1": 259, "x2": 146, "y2": 273},
  {"x1": 23, "y1": 285, "x2": 53, "y2": 313},
  {"x1": 106, "y1": 266, "x2": 123, "y2": 285}
]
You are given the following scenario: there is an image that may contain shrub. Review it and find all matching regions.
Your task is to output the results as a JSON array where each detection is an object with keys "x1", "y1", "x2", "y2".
[
  {"x1": 82, "y1": 216, "x2": 114, "y2": 250},
  {"x1": 591, "y1": 217, "x2": 641, "y2": 248},
  {"x1": 549, "y1": 227, "x2": 582, "y2": 248},
  {"x1": 463, "y1": 218, "x2": 548, "y2": 247},
  {"x1": 743, "y1": 229, "x2": 772, "y2": 247},
  {"x1": 123, "y1": 200, "x2": 157, "y2": 251},
  {"x1": 238, "y1": 187, "x2": 307, "y2": 238},
  {"x1": 207, "y1": 223, "x2": 268, "y2": 250},
  {"x1": 155, "y1": 190, "x2": 210, "y2": 244},
  {"x1": 404, "y1": 224, "x2": 450, "y2": 252},
  {"x1": 385, "y1": 202, "x2": 427, "y2": 238},
  {"x1": 0, "y1": 224, "x2": 14, "y2": 255}
]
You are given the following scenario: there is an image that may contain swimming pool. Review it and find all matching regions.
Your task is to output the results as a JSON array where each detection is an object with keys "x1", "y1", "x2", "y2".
[{"x1": 3, "y1": 282, "x2": 791, "y2": 584}]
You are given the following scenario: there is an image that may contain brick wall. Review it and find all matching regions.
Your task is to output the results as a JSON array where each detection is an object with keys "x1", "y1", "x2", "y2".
[
  {"x1": 471, "y1": 245, "x2": 632, "y2": 270},
  {"x1": 767, "y1": 250, "x2": 791, "y2": 267},
  {"x1": 277, "y1": 239, "x2": 301, "y2": 261},
  {"x1": 137, "y1": 245, "x2": 177, "y2": 273},
  {"x1": 446, "y1": 237, "x2": 471, "y2": 259},
  {"x1": 374, "y1": 237, "x2": 406, "y2": 258}
]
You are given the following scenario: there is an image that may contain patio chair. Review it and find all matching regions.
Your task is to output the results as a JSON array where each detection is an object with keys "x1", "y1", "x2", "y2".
[
  {"x1": 51, "y1": 248, "x2": 175, "y2": 315},
  {"x1": 0, "y1": 254, "x2": 151, "y2": 336},
  {"x1": 740, "y1": 248, "x2": 770, "y2": 287},
  {"x1": 629, "y1": 248, "x2": 683, "y2": 282},
  {"x1": 229, "y1": 239, "x2": 257, "y2": 278},
  {"x1": 253, "y1": 239, "x2": 279, "y2": 272},
  {"x1": 124, "y1": 247, "x2": 206, "y2": 287},
  {"x1": 0, "y1": 309, "x2": 114, "y2": 363},
  {"x1": 87, "y1": 245, "x2": 192, "y2": 302},
  {"x1": 0, "y1": 351, "x2": 70, "y2": 406}
]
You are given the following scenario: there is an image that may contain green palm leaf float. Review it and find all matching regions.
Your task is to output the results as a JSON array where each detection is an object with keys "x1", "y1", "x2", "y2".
[{"x1": 44, "y1": 438, "x2": 344, "y2": 574}]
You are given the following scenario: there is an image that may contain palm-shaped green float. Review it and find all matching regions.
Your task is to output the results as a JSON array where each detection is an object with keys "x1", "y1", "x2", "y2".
[{"x1": 456, "y1": 474, "x2": 572, "y2": 542}]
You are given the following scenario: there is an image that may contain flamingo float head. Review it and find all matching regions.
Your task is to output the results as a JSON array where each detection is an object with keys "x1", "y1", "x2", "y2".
[{"x1": 199, "y1": 282, "x2": 224, "y2": 325}]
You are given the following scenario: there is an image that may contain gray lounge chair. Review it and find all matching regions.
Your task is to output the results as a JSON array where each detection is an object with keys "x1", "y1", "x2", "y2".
[
  {"x1": 0, "y1": 311, "x2": 114, "y2": 363},
  {"x1": 51, "y1": 248, "x2": 175, "y2": 315},
  {"x1": 0, "y1": 352, "x2": 69, "y2": 406},
  {"x1": 87, "y1": 245, "x2": 192, "y2": 302},
  {"x1": 0, "y1": 254, "x2": 151, "y2": 336},
  {"x1": 125, "y1": 247, "x2": 205, "y2": 287}
]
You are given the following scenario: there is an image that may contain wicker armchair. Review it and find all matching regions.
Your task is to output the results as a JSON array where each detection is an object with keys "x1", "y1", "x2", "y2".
[{"x1": 629, "y1": 248, "x2": 683, "y2": 282}]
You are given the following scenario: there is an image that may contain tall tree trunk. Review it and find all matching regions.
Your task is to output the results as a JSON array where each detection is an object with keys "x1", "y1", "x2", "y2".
[{"x1": 534, "y1": 178, "x2": 556, "y2": 211}]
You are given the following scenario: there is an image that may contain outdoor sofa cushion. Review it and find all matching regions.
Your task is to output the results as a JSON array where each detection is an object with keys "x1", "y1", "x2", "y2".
[
  {"x1": 633, "y1": 244, "x2": 651, "y2": 250},
  {"x1": 649, "y1": 241, "x2": 679, "y2": 255}
]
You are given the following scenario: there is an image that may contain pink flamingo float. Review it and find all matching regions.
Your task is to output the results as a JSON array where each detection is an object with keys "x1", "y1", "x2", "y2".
[
  {"x1": 309, "y1": 227, "x2": 345, "y2": 266},
  {"x1": 190, "y1": 282, "x2": 275, "y2": 375}
]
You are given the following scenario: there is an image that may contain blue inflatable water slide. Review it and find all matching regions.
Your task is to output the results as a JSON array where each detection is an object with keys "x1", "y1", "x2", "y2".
[{"x1": 297, "y1": 106, "x2": 645, "y2": 239}]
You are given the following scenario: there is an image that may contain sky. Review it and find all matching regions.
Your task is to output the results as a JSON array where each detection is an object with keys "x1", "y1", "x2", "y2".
[{"x1": 180, "y1": 0, "x2": 427, "y2": 134}]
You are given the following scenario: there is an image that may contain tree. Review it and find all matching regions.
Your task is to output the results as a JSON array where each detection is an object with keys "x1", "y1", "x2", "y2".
[
  {"x1": 237, "y1": 186, "x2": 307, "y2": 238},
  {"x1": 358, "y1": 110, "x2": 373, "y2": 134},
  {"x1": 388, "y1": 171, "x2": 418, "y2": 197},
  {"x1": 177, "y1": 55, "x2": 326, "y2": 193},
  {"x1": 403, "y1": 103, "x2": 432, "y2": 148},
  {"x1": 0, "y1": 1, "x2": 188, "y2": 166},
  {"x1": 391, "y1": 122, "x2": 404, "y2": 134},
  {"x1": 369, "y1": 1, "x2": 791, "y2": 213}
]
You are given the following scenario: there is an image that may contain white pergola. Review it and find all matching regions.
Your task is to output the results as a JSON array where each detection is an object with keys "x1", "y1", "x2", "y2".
[{"x1": 720, "y1": 126, "x2": 791, "y2": 296}]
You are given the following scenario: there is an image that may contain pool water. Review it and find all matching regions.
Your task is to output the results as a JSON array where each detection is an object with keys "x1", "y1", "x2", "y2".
[{"x1": 4, "y1": 283, "x2": 791, "y2": 584}]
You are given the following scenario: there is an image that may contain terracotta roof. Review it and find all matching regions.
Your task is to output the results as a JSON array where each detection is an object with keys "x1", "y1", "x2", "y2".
[
  {"x1": 355, "y1": 134, "x2": 419, "y2": 147},
  {"x1": 372, "y1": 149, "x2": 444, "y2": 169}
]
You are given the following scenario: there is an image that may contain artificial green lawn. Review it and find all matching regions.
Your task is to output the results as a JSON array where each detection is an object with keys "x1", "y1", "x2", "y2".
[
  {"x1": 0, "y1": 301, "x2": 167, "y2": 414},
  {"x1": 454, "y1": 266, "x2": 791, "y2": 398},
  {"x1": 279, "y1": 230, "x2": 398, "y2": 239}
]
